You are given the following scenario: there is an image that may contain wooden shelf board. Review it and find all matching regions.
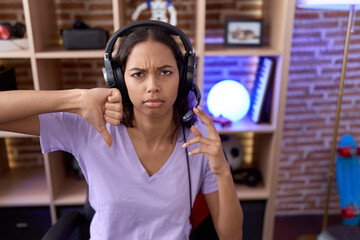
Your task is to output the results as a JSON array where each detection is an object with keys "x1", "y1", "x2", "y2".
[
  {"x1": 205, "y1": 45, "x2": 281, "y2": 56},
  {"x1": 216, "y1": 116, "x2": 275, "y2": 134},
  {"x1": 235, "y1": 184, "x2": 269, "y2": 200},
  {"x1": 0, "y1": 166, "x2": 50, "y2": 206},
  {"x1": 54, "y1": 177, "x2": 87, "y2": 205},
  {"x1": 35, "y1": 46, "x2": 104, "y2": 59},
  {"x1": 0, "y1": 49, "x2": 31, "y2": 59},
  {"x1": 0, "y1": 131, "x2": 37, "y2": 138}
]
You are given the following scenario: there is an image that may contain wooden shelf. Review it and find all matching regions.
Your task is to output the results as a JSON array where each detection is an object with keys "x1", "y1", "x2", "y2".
[
  {"x1": 0, "y1": 166, "x2": 49, "y2": 206},
  {"x1": 0, "y1": 131, "x2": 37, "y2": 138},
  {"x1": 235, "y1": 183, "x2": 269, "y2": 200},
  {"x1": 35, "y1": 46, "x2": 104, "y2": 59},
  {"x1": 53, "y1": 177, "x2": 87, "y2": 206},
  {"x1": 205, "y1": 45, "x2": 282, "y2": 56},
  {"x1": 0, "y1": 49, "x2": 31, "y2": 59},
  {"x1": 216, "y1": 116, "x2": 275, "y2": 134}
]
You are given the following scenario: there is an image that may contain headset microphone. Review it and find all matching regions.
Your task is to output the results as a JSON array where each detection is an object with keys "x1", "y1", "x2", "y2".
[{"x1": 182, "y1": 84, "x2": 201, "y2": 122}]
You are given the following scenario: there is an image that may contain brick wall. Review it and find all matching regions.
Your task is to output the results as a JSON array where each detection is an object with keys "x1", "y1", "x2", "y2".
[
  {"x1": 2, "y1": 0, "x2": 357, "y2": 215},
  {"x1": 278, "y1": 7, "x2": 360, "y2": 215}
]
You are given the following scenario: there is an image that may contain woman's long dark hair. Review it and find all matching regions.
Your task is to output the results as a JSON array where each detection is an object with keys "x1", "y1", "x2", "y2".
[{"x1": 113, "y1": 26, "x2": 196, "y2": 134}]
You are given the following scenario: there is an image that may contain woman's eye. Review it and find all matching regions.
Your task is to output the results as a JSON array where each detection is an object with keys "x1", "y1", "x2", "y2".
[
  {"x1": 131, "y1": 72, "x2": 143, "y2": 78},
  {"x1": 161, "y1": 70, "x2": 172, "y2": 76}
]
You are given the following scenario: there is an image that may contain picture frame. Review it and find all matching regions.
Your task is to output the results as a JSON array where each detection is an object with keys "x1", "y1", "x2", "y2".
[{"x1": 224, "y1": 18, "x2": 264, "y2": 47}]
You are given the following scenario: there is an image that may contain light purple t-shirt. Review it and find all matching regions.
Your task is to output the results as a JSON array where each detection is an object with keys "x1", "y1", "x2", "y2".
[{"x1": 39, "y1": 112, "x2": 218, "y2": 240}]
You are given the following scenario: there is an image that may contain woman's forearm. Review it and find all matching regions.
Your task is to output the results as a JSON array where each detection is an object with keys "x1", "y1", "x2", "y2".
[
  {"x1": 216, "y1": 168, "x2": 244, "y2": 240},
  {"x1": 0, "y1": 89, "x2": 83, "y2": 124}
]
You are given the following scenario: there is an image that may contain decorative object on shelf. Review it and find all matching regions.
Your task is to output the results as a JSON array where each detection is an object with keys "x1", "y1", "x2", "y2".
[
  {"x1": 224, "y1": 18, "x2": 263, "y2": 47},
  {"x1": 0, "y1": 22, "x2": 28, "y2": 51},
  {"x1": 296, "y1": 1, "x2": 360, "y2": 240},
  {"x1": 131, "y1": 0, "x2": 177, "y2": 26},
  {"x1": 61, "y1": 20, "x2": 109, "y2": 50},
  {"x1": 207, "y1": 80, "x2": 250, "y2": 123},
  {"x1": 0, "y1": 22, "x2": 26, "y2": 40},
  {"x1": 232, "y1": 168, "x2": 262, "y2": 187},
  {"x1": 0, "y1": 67, "x2": 17, "y2": 91},
  {"x1": 213, "y1": 115, "x2": 232, "y2": 128},
  {"x1": 221, "y1": 135, "x2": 244, "y2": 172},
  {"x1": 248, "y1": 57, "x2": 275, "y2": 124}
]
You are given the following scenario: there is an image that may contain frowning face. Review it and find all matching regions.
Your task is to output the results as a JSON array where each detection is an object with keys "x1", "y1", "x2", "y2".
[{"x1": 124, "y1": 39, "x2": 180, "y2": 122}]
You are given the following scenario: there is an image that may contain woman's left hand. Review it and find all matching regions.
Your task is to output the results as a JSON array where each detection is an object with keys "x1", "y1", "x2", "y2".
[{"x1": 182, "y1": 106, "x2": 230, "y2": 176}]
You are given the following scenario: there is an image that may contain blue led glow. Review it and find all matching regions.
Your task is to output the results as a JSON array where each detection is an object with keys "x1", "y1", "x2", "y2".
[
  {"x1": 207, "y1": 80, "x2": 250, "y2": 122},
  {"x1": 297, "y1": 4, "x2": 359, "y2": 10},
  {"x1": 296, "y1": 0, "x2": 360, "y2": 10}
]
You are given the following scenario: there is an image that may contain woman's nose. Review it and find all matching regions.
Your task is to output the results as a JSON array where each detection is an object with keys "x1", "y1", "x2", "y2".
[{"x1": 146, "y1": 75, "x2": 160, "y2": 93}]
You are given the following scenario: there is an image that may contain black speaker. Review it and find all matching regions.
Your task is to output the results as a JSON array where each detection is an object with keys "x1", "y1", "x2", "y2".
[
  {"x1": 0, "y1": 67, "x2": 17, "y2": 91},
  {"x1": 62, "y1": 28, "x2": 108, "y2": 50},
  {"x1": 61, "y1": 20, "x2": 108, "y2": 50},
  {"x1": 232, "y1": 168, "x2": 262, "y2": 187}
]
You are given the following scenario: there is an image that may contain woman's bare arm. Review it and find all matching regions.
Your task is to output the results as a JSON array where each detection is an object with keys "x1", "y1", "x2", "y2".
[{"x1": 0, "y1": 88, "x2": 122, "y2": 147}]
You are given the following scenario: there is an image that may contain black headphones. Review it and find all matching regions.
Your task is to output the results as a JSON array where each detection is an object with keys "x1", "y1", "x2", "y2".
[
  {"x1": 102, "y1": 20, "x2": 201, "y2": 122},
  {"x1": 0, "y1": 22, "x2": 26, "y2": 40}
]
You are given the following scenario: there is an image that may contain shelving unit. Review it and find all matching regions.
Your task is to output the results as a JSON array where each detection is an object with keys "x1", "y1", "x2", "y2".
[
  {"x1": 0, "y1": 50, "x2": 31, "y2": 59},
  {"x1": 0, "y1": 0, "x2": 296, "y2": 239},
  {"x1": 0, "y1": 166, "x2": 49, "y2": 206},
  {"x1": 35, "y1": 48, "x2": 104, "y2": 59}
]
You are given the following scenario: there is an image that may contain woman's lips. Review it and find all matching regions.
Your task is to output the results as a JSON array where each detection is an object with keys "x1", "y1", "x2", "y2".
[{"x1": 144, "y1": 98, "x2": 164, "y2": 107}]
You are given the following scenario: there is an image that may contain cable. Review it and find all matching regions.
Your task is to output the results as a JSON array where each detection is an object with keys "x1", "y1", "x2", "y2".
[{"x1": 182, "y1": 127, "x2": 195, "y2": 240}]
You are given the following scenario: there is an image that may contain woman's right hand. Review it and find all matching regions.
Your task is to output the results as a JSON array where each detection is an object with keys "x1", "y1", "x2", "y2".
[{"x1": 80, "y1": 88, "x2": 122, "y2": 147}]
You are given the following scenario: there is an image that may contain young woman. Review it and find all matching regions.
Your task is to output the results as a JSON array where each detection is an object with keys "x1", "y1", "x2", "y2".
[{"x1": 0, "y1": 22, "x2": 243, "y2": 239}]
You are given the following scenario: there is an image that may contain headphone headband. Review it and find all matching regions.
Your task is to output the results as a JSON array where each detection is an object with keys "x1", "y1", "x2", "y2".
[{"x1": 104, "y1": 20, "x2": 194, "y2": 60}]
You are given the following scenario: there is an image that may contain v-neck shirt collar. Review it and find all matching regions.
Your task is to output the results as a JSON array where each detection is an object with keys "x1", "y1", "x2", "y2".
[{"x1": 122, "y1": 125, "x2": 183, "y2": 183}]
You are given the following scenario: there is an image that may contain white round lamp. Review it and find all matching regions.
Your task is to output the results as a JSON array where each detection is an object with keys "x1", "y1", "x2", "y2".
[{"x1": 207, "y1": 80, "x2": 250, "y2": 122}]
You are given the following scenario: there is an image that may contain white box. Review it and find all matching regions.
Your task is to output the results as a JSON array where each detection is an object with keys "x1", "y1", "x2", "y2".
[{"x1": 0, "y1": 38, "x2": 29, "y2": 52}]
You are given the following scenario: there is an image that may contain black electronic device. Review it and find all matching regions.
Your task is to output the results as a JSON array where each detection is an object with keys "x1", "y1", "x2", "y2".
[
  {"x1": 61, "y1": 20, "x2": 108, "y2": 50},
  {"x1": 232, "y1": 168, "x2": 262, "y2": 187},
  {"x1": 0, "y1": 22, "x2": 26, "y2": 40},
  {"x1": 0, "y1": 67, "x2": 17, "y2": 91},
  {"x1": 102, "y1": 20, "x2": 200, "y2": 122}
]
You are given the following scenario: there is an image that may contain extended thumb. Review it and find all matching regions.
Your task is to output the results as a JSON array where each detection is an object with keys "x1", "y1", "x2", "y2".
[{"x1": 99, "y1": 127, "x2": 113, "y2": 147}]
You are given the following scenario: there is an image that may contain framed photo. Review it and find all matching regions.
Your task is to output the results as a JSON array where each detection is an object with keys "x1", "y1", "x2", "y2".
[{"x1": 224, "y1": 18, "x2": 263, "y2": 47}]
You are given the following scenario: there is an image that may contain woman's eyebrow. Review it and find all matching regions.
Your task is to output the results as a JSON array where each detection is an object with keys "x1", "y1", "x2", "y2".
[
  {"x1": 129, "y1": 67, "x2": 146, "y2": 72},
  {"x1": 158, "y1": 65, "x2": 174, "y2": 70},
  {"x1": 129, "y1": 65, "x2": 174, "y2": 72}
]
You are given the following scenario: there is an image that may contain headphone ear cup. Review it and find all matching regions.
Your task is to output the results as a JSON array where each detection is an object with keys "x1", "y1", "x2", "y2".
[
  {"x1": 182, "y1": 54, "x2": 193, "y2": 97},
  {"x1": 13, "y1": 22, "x2": 26, "y2": 38},
  {"x1": 178, "y1": 61, "x2": 186, "y2": 96},
  {"x1": 113, "y1": 65, "x2": 130, "y2": 102},
  {"x1": 0, "y1": 23, "x2": 13, "y2": 40}
]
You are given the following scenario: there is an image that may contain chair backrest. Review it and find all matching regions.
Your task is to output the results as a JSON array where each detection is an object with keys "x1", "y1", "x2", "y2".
[{"x1": 84, "y1": 187, "x2": 95, "y2": 225}]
